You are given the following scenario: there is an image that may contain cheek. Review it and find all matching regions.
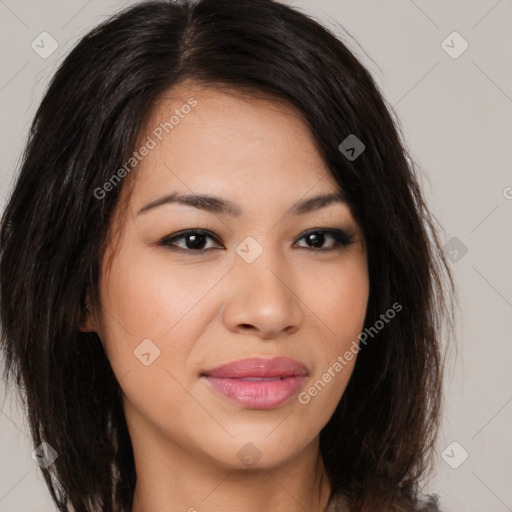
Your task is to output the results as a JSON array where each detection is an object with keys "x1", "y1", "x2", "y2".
[
  {"x1": 96, "y1": 241, "x2": 234, "y2": 403},
  {"x1": 96, "y1": 252, "x2": 199, "y2": 428},
  {"x1": 290, "y1": 253, "x2": 368, "y2": 417},
  {"x1": 307, "y1": 254, "x2": 369, "y2": 342},
  {"x1": 98, "y1": 243, "x2": 214, "y2": 345}
]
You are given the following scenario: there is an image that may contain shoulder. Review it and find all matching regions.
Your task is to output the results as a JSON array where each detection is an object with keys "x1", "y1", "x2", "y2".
[
  {"x1": 323, "y1": 490, "x2": 442, "y2": 512},
  {"x1": 417, "y1": 492, "x2": 442, "y2": 511},
  {"x1": 324, "y1": 490, "x2": 349, "y2": 512}
]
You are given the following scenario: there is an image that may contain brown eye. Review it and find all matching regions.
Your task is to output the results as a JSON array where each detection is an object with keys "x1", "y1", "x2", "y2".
[
  {"x1": 294, "y1": 229, "x2": 354, "y2": 251},
  {"x1": 160, "y1": 229, "x2": 222, "y2": 253}
]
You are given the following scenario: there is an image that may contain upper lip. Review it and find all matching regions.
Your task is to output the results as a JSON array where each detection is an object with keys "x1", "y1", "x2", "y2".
[{"x1": 202, "y1": 356, "x2": 308, "y2": 379}]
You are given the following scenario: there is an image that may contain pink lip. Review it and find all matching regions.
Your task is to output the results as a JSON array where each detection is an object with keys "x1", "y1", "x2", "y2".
[
  {"x1": 201, "y1": 356, "x2": 308, "y2": 409},
  {"x1": 203, "y1": 356, "x2": 308, "y2": 379}
]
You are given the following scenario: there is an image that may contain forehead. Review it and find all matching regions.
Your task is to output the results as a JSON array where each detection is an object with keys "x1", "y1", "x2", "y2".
[
  {"x1": 106, "y1": 83, "x2": 342, "y2": 258},
  {"x1": 127, "y1": 82, "x2": 337, "y2": 205}
]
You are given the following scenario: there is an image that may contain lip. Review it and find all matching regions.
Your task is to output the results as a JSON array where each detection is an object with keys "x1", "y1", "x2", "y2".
[
  {"x1": 202, "y1": 356, "x2": 308, "y2": 379},
  {"x1": 201, "y1": 356, "x2": 309, "y2": 409}
]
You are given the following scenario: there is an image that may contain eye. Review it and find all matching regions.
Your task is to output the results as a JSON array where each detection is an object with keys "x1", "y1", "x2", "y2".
[
  {"x1": 158, "y1": 228, "x2": 355, "y2": 254},
  {"x1": 159, "y1": 229, "x2": 222, "y2": 252},
  {"x1": 294, "y1": 228, "x2": 355, "y2": 251}
]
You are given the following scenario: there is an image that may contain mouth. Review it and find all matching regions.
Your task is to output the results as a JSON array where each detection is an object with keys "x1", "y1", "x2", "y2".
[
  {"x1": 200, "y1": 356, "x2": 308, "y2": 409},
  {"x1": 201, "y1": 355, "x2": 308, "y2": 379},
  {"x1": 237, "y1": 376, "x2": 284, "y2": 381}
]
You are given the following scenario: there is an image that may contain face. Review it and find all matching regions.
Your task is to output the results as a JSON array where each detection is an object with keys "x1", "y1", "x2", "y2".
[{"x1": 84, "y1": 83, "x2": 369, "y2": 471}]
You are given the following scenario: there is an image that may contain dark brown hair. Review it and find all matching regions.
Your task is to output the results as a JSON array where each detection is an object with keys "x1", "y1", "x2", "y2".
[{"x1": 0, "y1": 0, "x2": 454, "y2": 511}]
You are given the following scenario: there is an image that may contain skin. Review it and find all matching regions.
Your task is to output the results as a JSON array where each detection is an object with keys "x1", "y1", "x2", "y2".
[{"x1": 81, "y1": 82, "x2": 369, "y2": 512}]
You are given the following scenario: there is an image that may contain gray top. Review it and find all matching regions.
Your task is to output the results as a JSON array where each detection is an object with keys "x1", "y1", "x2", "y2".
[
  {"x1": 324, "y1": 491, "x2": 348, "y2": 512},
  {"x1": 323, "y1": 490, "x2": 442, "y2": 511}
]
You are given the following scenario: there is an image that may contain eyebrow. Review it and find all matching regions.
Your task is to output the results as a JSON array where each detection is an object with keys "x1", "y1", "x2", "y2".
[{"x1": 136, "y1": 191, "x2": 347, "y2": 217}]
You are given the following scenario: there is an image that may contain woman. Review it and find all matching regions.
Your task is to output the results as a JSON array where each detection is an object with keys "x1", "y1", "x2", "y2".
[{"x1": 0, "y1": 0, "x2": 454, "y2": 510}]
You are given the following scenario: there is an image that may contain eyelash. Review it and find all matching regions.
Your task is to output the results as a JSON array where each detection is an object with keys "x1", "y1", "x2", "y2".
[{"x1": 158, "y1": 228, "x2": 355, "y2": 254}]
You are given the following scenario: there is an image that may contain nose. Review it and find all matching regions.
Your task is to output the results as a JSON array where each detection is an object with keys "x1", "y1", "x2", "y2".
[{"x1": 222, "y1": 244, "x2": 304, "y2": 340}]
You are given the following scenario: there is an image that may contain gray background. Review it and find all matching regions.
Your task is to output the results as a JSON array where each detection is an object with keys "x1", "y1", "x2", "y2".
[{"x1": 1, "y1": 1, "x2": 511, "y2": 511}]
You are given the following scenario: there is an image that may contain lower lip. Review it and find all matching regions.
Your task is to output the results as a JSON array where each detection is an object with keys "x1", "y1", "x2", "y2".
[{"x1": 202, "y1": 375, "x2": 307, "y2": 409}]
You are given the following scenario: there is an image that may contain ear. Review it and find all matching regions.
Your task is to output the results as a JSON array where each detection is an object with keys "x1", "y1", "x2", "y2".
[{"x1": 78, "y1": 302, "x2": 97, "y2": 332}]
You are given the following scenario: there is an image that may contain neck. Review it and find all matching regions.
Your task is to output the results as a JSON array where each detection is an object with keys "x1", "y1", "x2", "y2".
[{"x1": 130, "y1": 431, "x2": 332, "y2": 512}]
